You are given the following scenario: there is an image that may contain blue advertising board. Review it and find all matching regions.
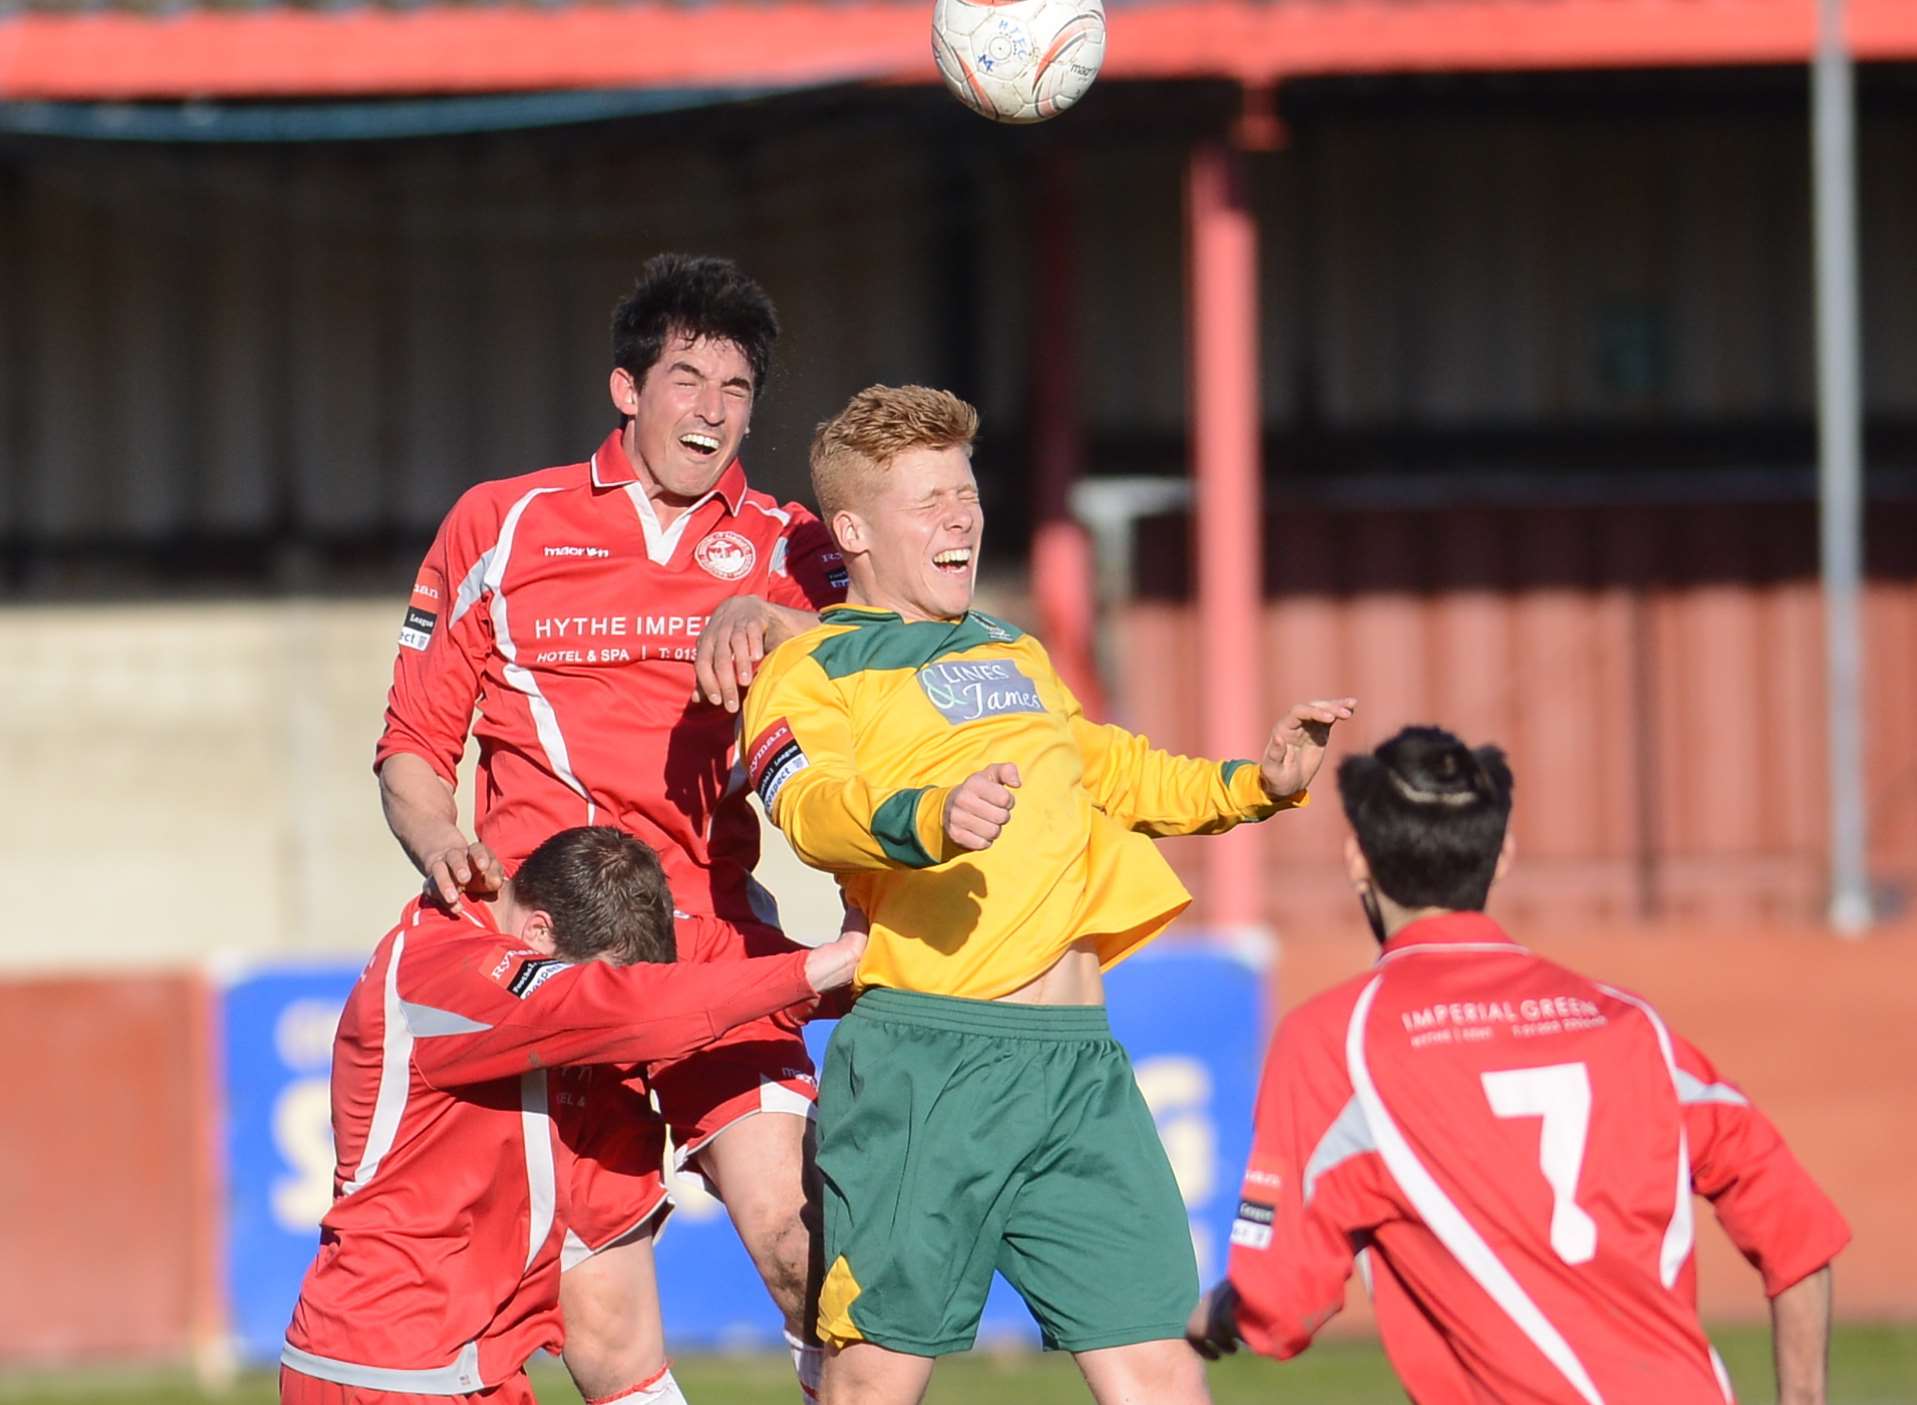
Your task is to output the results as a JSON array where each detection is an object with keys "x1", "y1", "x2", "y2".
[
  {"x1": 220, "y1": 942, "x2": 1268, "y2": 1359},
  {"x1": 221, "y1": 961, "x2": 363, "y2": 1363}
]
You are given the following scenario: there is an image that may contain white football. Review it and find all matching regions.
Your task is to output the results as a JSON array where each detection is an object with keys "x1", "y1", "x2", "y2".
[{"x1": 930, "y1": 0, "x2": 1107, "y2": 125}]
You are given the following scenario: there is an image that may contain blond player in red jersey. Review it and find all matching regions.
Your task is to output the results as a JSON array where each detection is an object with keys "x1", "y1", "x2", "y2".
[
  {"x1": 1187, "y1": 726, "x2": 1850, "y2": 1405},
  {"x1": 281, "y1": 826, "x2": 865, "y2": 1405},
  {"x1": 375, "y1": 255, "x2": 845, "y2": 1403}
]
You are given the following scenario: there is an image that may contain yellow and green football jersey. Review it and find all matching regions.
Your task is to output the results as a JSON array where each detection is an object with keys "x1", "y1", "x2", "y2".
[{"x1": 742, "y1": 605, "x2": 1303, "y2": 999}]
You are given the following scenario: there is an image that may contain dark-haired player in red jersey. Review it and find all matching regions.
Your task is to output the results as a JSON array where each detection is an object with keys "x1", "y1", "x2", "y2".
[
  {"x1": 281, "y1": 826, "x2": 866, "y2": 1405},
  {"x1": 1188, "y1": 726, "x2": 1849, "y2": 1405},
  {"x1": 375, "y1": 254, "x2": 846, "y2": 1403}
]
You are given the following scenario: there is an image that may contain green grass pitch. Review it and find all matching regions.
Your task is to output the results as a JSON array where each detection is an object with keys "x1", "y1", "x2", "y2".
[{"x1": 3, "y1": 1326, "x2": 1912, "y2": 1405}]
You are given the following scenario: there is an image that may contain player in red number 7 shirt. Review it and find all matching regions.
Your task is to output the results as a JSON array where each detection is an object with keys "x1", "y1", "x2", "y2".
[
  {"x1": 281, "y1": 826, "x2": 865, "y2": 1405},
  {"x1": 374, "y1": 255, "x2": 847, "y2": 1402},
  {"x1": 1188, "y1": 726, "x2": 1849, "y2": 1405}
]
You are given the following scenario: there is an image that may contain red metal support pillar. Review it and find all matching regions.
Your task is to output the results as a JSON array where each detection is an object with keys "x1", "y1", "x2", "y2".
[
  {"x1": 1030, "y1": 155, "x2": 1106, "y2": 716},
  {"x1": 1186, "y1": 142, "x2": 1266, "y2": 936}
]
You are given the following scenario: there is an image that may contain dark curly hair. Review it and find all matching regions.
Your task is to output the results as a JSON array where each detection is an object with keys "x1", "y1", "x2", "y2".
[
  {"x1": 611, "y1": 253, "x2": 780, "y2": 396},
  {"x1": 1337, "y1": 726, "x2": 1515, "y2": 912}
]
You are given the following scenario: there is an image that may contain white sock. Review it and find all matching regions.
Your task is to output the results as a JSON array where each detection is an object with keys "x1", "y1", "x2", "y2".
[
  {"x1": 587, "y1": 1365, "x2": 689, "y2": 1405},
  {"x1": 786, "y1": 1329, "x2": 824, "y2": 1402}
]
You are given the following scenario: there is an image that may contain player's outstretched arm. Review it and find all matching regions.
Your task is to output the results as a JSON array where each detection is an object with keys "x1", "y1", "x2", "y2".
[
  {"x1": 411, "y1": 927, "x2": 867, "y2": 1089},
  {"x1": 1771, "y1": 1265, "x2": 1833, "y2": 1405},
  {"x1": 1257, "y1": 697, "x2": 1358, "y2": 801},
  {"x1": 1069, "y1": 680, "x2": 1354, "y2": 835},
  {"x1": 379, "y1": 753, "x2": 503, "y2": 907}
]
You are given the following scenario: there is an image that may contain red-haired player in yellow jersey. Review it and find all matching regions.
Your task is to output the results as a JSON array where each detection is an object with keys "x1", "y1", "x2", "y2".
[{"x1": 743, "y1": 384, "x2": 1355, "y2": 1405}]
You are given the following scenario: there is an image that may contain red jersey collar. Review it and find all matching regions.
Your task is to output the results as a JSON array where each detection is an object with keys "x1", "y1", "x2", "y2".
[
  {"x1": 1378, "y1": 911, "x2": 1518, "y2": 962},
  {"x1": 589, "y1": 428, "x2": 748, "y2": 514}
]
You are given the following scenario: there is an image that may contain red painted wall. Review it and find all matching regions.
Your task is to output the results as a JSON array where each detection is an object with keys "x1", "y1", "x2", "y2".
[{"x1": 0, "y1": 976, "x2": 217, "y2": 1363}]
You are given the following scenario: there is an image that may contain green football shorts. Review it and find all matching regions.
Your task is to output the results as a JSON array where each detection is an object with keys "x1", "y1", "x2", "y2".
[{"x1": 814, "y1": 987, "x2": 1198, "y2": 1356}]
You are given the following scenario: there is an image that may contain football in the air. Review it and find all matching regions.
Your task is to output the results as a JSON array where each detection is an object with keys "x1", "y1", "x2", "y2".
[{"x1": 930, "y1": 0, "x2": 1107, "y2": 125}]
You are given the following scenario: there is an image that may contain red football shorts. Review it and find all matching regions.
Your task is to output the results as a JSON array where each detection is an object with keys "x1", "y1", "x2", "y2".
[
  {"x1": 561, "y1": 913, "x2": 819, "y2": 1265},
  {"x1": 279, "y1": 1366, "x2": 536, "y2": 1405}
]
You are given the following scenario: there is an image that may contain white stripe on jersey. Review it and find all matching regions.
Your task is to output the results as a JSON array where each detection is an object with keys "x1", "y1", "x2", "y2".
[
  {"x1": 740, "y1": 496, "x2": 794, "y2": 577},
  {"x1": 1377, "y1": 941, "x2": 1531, "y2": 966},
  {"x1": 1596, "y1": 985, "x2": 1697, "y2": 1290},
  {"x1": 740, "y1": 498, "x2": 792, "y2": 528},
  {"x1": 486, "y1": 485, "x2": 594, "y2": 820},
  {"x1": 343, "y1": 927, "x2": 415, "y2": 1195},
  {"x1": 1303, "y1": 1095, "x2": 1375, "y2": 1206},
  {"x1": 1708, "y1": 1345, "x2": 1735, "y2": 1404},
  {"x1": 281, "y1": 1338, "x2": 485, "y2": 1394},
  {"x1": 520, "y1": 1071, "x2": 556, "y2": 1273},
  {"x1": 1346, "y1": 974, "x2": 1606, "y2": 1405},
  {"x1": 1676, "y1": 1069, "x2": 1749, "y2": 1107},
  {"x1": 451, "y1": 548, "x2": 491, "y2": 626},
  {"x1": 560, "y1": 1226, "x2": 594, "y2": 1274}
]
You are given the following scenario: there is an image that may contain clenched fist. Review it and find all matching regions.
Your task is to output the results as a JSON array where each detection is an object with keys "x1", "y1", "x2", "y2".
[{"x1": 942, "y1": 763, "x2": 1021, "y2": 852}]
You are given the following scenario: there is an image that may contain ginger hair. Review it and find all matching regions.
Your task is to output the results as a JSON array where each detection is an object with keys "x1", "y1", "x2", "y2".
[{"x1": 809, "y1": 385, "x2": 979, "y2": 521}]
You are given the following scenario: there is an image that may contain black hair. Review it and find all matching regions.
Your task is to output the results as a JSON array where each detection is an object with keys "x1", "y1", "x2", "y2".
[
  {"x1": 1336, "y1": 726, "x2": 1515, "y2": 913},
  {"x1": 611, "y1": 253, "x2": 780, "y2": 395},
  {"x1": 510, "y1": 826, "x2": 676, "y2": 966}
]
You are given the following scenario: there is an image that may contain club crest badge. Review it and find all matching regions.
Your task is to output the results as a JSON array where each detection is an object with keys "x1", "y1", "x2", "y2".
[{"x1": 695, "y1": 530, "x2": 756, "y2": 581}]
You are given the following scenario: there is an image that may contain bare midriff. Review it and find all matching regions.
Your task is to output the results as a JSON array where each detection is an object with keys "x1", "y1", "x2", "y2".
[{"x1": 995, "y1": 937, "x2": 1105, "y2": 1006}]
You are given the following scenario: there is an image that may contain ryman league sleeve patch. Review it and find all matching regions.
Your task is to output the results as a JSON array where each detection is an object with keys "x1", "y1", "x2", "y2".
[{"x1": 746, "y1": 717, "x2": 809, "y2": 811}]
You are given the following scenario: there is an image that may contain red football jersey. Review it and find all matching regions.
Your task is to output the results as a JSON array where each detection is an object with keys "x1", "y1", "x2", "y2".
[
  {"x1": 375, "y1": 431, "x2": 846, "y2": 919},
  {"x1": 281, "y1": 896, "x2": 815, "y2": 1394},
  {"x1": 1227, "y1": 912, "x2": 1849, "y2": 1405}
]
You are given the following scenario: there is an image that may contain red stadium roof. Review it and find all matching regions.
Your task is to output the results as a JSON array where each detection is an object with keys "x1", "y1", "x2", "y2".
[{"x1": 1, "y1": 0, "x2": 1915, "y2": 102}]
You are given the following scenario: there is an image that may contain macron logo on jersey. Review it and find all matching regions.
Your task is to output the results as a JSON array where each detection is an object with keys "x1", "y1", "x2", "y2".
[{"x1": 747, "y1": 717, "x2": 808, "y2": 810}]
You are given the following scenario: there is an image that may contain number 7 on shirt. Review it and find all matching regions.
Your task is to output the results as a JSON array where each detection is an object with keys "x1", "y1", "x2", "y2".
[{"x1": 1481, "y1": 1062, "x2": 1599, "y2": 1266}]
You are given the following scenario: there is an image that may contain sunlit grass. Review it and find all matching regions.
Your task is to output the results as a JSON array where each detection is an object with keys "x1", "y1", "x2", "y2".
[{"x1": 4, "y1": 1325, "x2": 1910, "y2": 1405}]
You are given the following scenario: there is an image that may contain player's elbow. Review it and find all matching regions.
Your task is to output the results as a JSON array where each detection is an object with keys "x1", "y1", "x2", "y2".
[
  {"x1": 782, "y1": 821, "x2": 863, "y2": 875},
  {"x1": 790, "y1": 838, "x2": 884, "y2": 876},
  {"x1": 781, "y1": 807, "x2": 888, "y2": 874},
  {"x1": 378, "y1": 744, "x2": 457, "y2": 794}
]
